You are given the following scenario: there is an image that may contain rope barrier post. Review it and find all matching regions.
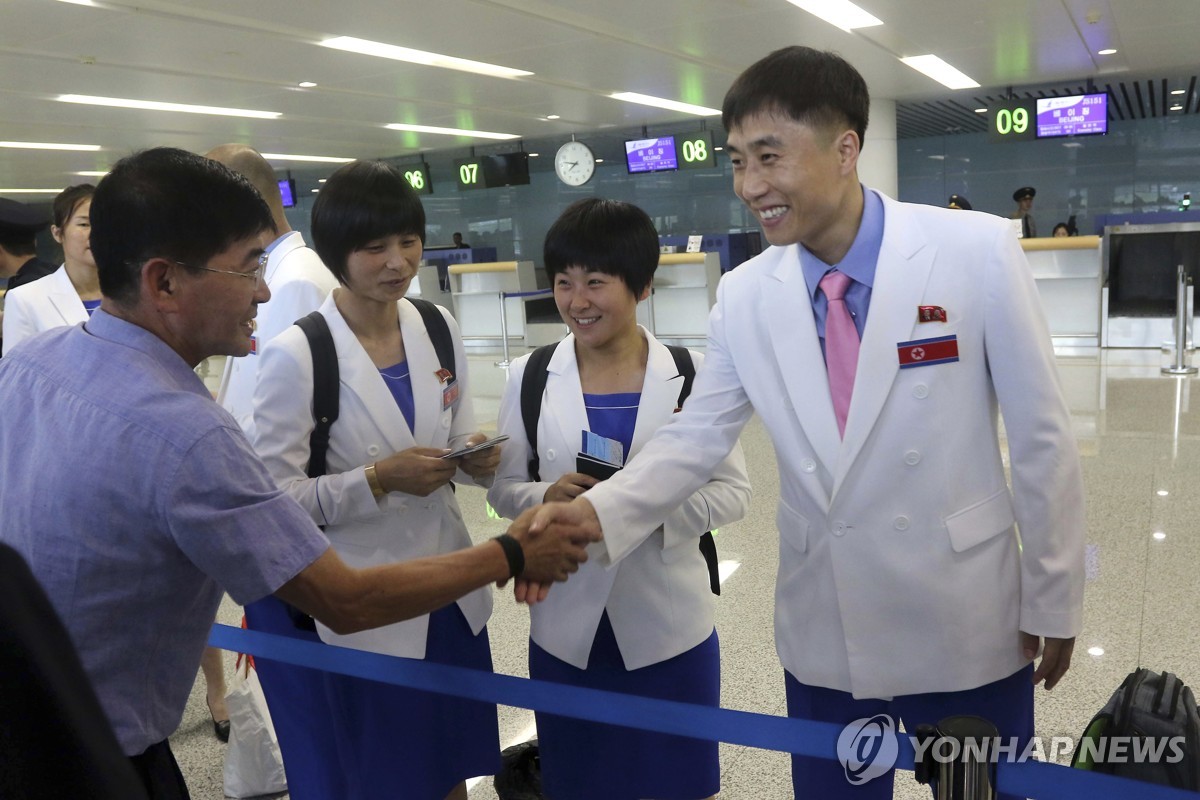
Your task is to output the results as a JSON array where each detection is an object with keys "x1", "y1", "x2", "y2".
[
  {"x1": 496, "y1": 290, "x2": 512, "y2": 367},
  {"x1": 914, "y1": 716, "x2": 998, "y2": 800},
  {"x1": 1163, "y1": 264, "x2": 1197, "y2": 375}
]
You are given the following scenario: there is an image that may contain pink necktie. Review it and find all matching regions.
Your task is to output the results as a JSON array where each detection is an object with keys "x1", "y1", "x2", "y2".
[{"x1": 820, "y1": 270, "x2": 859, "y2": 438}]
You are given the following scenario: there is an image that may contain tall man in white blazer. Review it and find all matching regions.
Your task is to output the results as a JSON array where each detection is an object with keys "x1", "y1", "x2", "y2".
[
  {"x1": 208, "y1": 144, "x2": 337, "y2": 438},
  {"x1": 532, "y1": 46, "x2": 1085, "y2": 799}
]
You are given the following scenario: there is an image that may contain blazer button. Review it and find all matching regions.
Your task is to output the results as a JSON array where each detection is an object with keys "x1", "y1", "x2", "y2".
[
  {"x1": 893, "y1": 516, "x2": 911, "y2": 531},
  {"x1": 904, "y1": 450, "x2": 921, "y2": 466},
  {"x1": 441, "y1": 417, "x2": 451, "y2": 428},
  {"x1": 801, "y1": 458, "x2": 816, "y2": 473},
  {"x1": 366, "y1": 445, "x2": 381, "y2": 457},
  {"x1": 546, "y1": 448, "x2": 557, "y2": 461},
  {"x1": 913, "y1": 384, "x2": 929, "y2": 399},
  {"x1": 832, "y1": 521, "x2": 847, "y2": 536}
]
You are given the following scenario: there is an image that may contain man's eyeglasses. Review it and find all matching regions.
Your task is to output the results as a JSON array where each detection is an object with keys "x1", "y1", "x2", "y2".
[{"x1": 175, "y1": 252, "x2": 269, "y2": 289}]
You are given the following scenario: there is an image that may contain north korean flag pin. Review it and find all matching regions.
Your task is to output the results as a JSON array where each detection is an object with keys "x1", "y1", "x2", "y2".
[{"x1": 918, "y1": 305, "x2": 947, "y2": 323}]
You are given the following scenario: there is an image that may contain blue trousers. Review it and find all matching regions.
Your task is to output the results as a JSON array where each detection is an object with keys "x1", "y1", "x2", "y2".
[{"x1": 785, "y1": 664, "x2": 1034, "y2": 800}]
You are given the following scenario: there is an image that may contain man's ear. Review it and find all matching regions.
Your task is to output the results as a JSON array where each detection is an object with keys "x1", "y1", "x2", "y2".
[
  {"x1": 140, "y1": 258, "x2": 180, "y2": 308},
  {"x1": 835, "y1": 129, "x2": 861, "y2": 175}
]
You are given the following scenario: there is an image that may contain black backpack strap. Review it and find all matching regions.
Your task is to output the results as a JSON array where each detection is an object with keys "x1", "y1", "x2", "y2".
[
  {"x1": 295, "y1": 312, "x2": 339, "y2": 480},
  {"x1": 287, "y1": 311, "x2": 339, "y2": 632},
  {"x1": 665, "y1": 345, "x2": 720, "y2": 596},
  {"x1": 519, "y1": 344, "x2": 558, "y2": 482},
  {"x1": 408, "y1": 298, "x2": 455, "y2": 376}
]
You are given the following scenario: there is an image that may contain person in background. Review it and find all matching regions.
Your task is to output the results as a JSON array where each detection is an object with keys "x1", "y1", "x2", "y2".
[
  {"x1": 530, "y1": 46, "x2": 1084, "y2": 800},
  {"x1": 947, "y1": 194, "x2": 972, "y2": 210},
  {"x1": 1012, "y1": 186, "x2": 1038, "y2": 238},
  {"x1": 1053, "y1": 222, "x2": 1070, "y2": 238},
  {"x1": 0, "y1": 197, "x2": 55, "y2": 292},
  {"x1": 2, "y1": 184, "x2": 98, "y2": 355},
  {"x1": 0, "y1": 147, "x2": 595, "y2": 800},
  {"x1": 208, "y1": 144, "x2": 338, "y2": 438},
  {"x1": 253, "y1": 160, "x2": 504, "y2": 800},
  {"x1": 452, "y1": 231, "x2": 469, "y2": 248},
  {"x1": 489, "y1": 197, "x2": 750, "y2": 800}
]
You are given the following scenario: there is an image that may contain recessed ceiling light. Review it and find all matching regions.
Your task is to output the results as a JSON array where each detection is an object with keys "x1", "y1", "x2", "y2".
[
  {"x1": 1097, "y1": 48, "x2": 1118, "y2": 55},
  {"x1": 384, "y1": 123, "x2": 518, "y2": 140},
  {"x1": 1157, "y1": 489, "x2": 1169, "y2": 496},
  {"x1": 298, "y1": 81, "x2": 318, "y2": 88},
  {"x1": 975, "y1": 108, "x2": 988, "y2": 113},
  {"x1": 260, "y1": 153, "x2": 354, "y2": 163},
  {"x1": 53, "y1": 0, "x2": 98, "y2": 6},
  {"x1": 714, "y1": 146, "x2": 724, "y2": 151},
  {"x1": 609, "y1": 92, "x2": 720, "y2": 116},
  {"x1": 927, "y1": 154, "x2": 946, "y2": 160},
  {"x1": 320, "y1": 36, "x2": 532, "y2": 79},
  {"x1": 1153, "y1": 531, "x2": 1167, "y2": 541},
  {"x1": 900, "y1": 55, "x2": 980, "y2": 90},
  {"x1": 58, "y1": 94, "x2": 280, "y2": 119},
  {"x1": 311, "y1": 188, "x2": 319, "y2": 193},
  {"x1": 546, "y1": 115, "x2": 560, "y2": 120},
  {"x1": 318, "y1": 178, "x2": 327, "y2": 183},
  {"x1": 0, "y1": 140, "x2": 102, "y2": 151},
  {"x1": 73, "y1": 170, "x2": 108, "y2": 177},
  {"x1": 528, "y1": 153, "x2": 539, "y2": 157},
  {"x1": 595, "y1": 158, "x2": 605, "y2": 163},
  {"x1": 1171, "y1": 104, "x2": 1184, "y2": 111},
  {"x1": 0, "y1": 189, "x2": 63, "y2": 195},
  {"x1": 1172, "y1": 89, "x2": 1186, "y2": 95},
  {"x1": 783, "y1": 0, "x2": 882, "y2": 31}
]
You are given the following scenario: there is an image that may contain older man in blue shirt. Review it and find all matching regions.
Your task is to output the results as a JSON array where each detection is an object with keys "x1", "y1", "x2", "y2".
[{"x1": 0, "y1": 147, "x2": 596, "y2": 800}]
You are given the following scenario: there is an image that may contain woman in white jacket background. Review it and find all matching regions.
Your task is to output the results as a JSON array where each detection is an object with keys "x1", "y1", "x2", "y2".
[
  {"x1": 488, "y1": 198, "x2": 751, "y2": 800},
  {"x1": 2, "y1": 184, "x2": 97, "y2": 355},
  {"x1": 252, "y1": 161, "x2": 501, "y2": 800}
]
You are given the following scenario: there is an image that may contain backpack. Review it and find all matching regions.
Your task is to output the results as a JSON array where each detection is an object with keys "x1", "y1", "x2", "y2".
[
  {"x1": 281, "y1": 298, "x2": 456, "y2": 631},
  {"x1": 518, "y1": 341, "x2": 721, "y2": 595},
  {"x1": 1071, "y1": 667, "x2": 1200, "y2": 790}
]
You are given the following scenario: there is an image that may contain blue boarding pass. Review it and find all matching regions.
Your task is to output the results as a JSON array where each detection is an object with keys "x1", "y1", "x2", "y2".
[{"x1": 582, "y1": 430, "x2": 624, "y2": 467}]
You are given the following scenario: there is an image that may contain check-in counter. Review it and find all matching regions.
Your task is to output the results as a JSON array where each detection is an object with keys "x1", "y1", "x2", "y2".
[
  {"x1": 637, "y1": 252, "x2": 721, "y2": 344},
  {"x1": 449, "y1": 261, "x2": 539, "y2": 342},
  {"x1": 1021, "y1": 236, "x2": 1102, "y2": 346}
]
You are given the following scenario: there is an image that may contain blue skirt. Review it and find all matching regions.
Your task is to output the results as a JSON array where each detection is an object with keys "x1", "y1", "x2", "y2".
[
  {"x1": 324, "y1": 603, "x2": 501, "y2": 800},
  {"x1": 529, "y1": 612, "x2": 720, "y2": 800}
]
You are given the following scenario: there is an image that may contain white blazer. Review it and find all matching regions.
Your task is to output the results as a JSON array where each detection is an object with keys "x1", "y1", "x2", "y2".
[
  {"x1": 488, "y1": 328, "x2": 751, "y2": 670},
  {"x1": 583, "y1": 192, "x2": 1086, "y2": 699},
  {"x1": 2, "y1": 266, "x2": 87, "y2": 355},
  {"x1": 218, "y1": 231, "x2": 337, "y2": 436},
  {"x1": 252, "y1": 293, "x2": 490, "y2": 659}
]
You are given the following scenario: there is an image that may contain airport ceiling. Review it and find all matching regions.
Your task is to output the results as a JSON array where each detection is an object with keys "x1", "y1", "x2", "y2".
[{"x1": 3, "y1": 0, "x2": 1200, "y2": 192}]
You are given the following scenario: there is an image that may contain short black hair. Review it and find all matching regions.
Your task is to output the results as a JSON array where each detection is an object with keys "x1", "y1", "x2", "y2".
[
  {"x1": 0, "y1": 227, "x2": 37, "y2": 256},
  {"x1": 90, "y1": 148, "x2": 274, "y2": 305},
  {"x1": 310, "y1": 161, "x2": 426, "y2": 284},
  {"x1": 543, "y1": 198, "x2": 658, "y2": 297},
  {"x1": 722, "y1": 46, "x2": 869, "y2": 149},
  {"x1": 52, "y1": 184, "x2": 95, "y2": 230}
]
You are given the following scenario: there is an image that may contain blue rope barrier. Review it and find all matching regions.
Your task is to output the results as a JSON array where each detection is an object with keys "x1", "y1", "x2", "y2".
[{"x1": 209, "y1": 624, "x2": 1196, "y2": 800}]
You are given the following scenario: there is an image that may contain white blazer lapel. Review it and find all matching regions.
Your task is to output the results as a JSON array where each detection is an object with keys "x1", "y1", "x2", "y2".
[
  {"x1": 763, "y1": 247, "x2": 841, "y2": 474},
  {"x1": 629, "y1": 329, "x2": 680, "y2": 456},
  {"x1": 399, "y1": 299, "x2": 444, "y2": 447},
  {"x1": 46, "y1": 266, "x2": 87, "y2": 325},
  {"x1": 834, "y1": 199, "x2": 936, "y2": 495},
  {"x1": 323, "y1": 296, "x2": 415, "y2": 455},
  {"x1": 544, "y1": 338, "x2": 590, "y2": 464}
]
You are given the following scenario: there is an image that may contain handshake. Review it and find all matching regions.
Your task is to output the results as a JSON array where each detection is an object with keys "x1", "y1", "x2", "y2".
[{"x1": 499, "y1": 499, "x2": 602, "y2": 605}]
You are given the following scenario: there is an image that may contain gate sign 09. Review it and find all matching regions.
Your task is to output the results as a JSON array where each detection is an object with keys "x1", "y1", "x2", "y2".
[
  {"x1": 988, "y1": 98, "x2": 1037, "y2": 143},
  {"x1": 675, "y1": 130, "x2": 717, "y2": 169}
]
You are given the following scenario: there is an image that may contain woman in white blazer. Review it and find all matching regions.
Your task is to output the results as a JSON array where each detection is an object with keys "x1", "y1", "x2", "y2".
[
  {"x1": 488, "y1": 199, "x2": 751, "y2": 800},
  {"x1": 2, "y1": 184, "x2": 98, "y2": 355},
  {"x1": 252, "y1": 161, "x2": 501, "y2": 800}
]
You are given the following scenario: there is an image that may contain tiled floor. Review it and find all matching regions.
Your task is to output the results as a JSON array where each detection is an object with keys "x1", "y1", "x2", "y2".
[{"x1": 176, "y1": 344, "x2": 1200, "y2": 799}]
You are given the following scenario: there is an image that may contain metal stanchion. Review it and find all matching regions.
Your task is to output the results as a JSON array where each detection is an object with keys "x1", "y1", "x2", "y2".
[
  {"x1": 495, "y1": 291, "x2": 512, "y2": 367},
  {"x1": 1163, "y1": 264, "x2": 1197, "y2": 375},
  {"x1": 914, "y1": 716, "x2": 998, "y2": 800}
]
